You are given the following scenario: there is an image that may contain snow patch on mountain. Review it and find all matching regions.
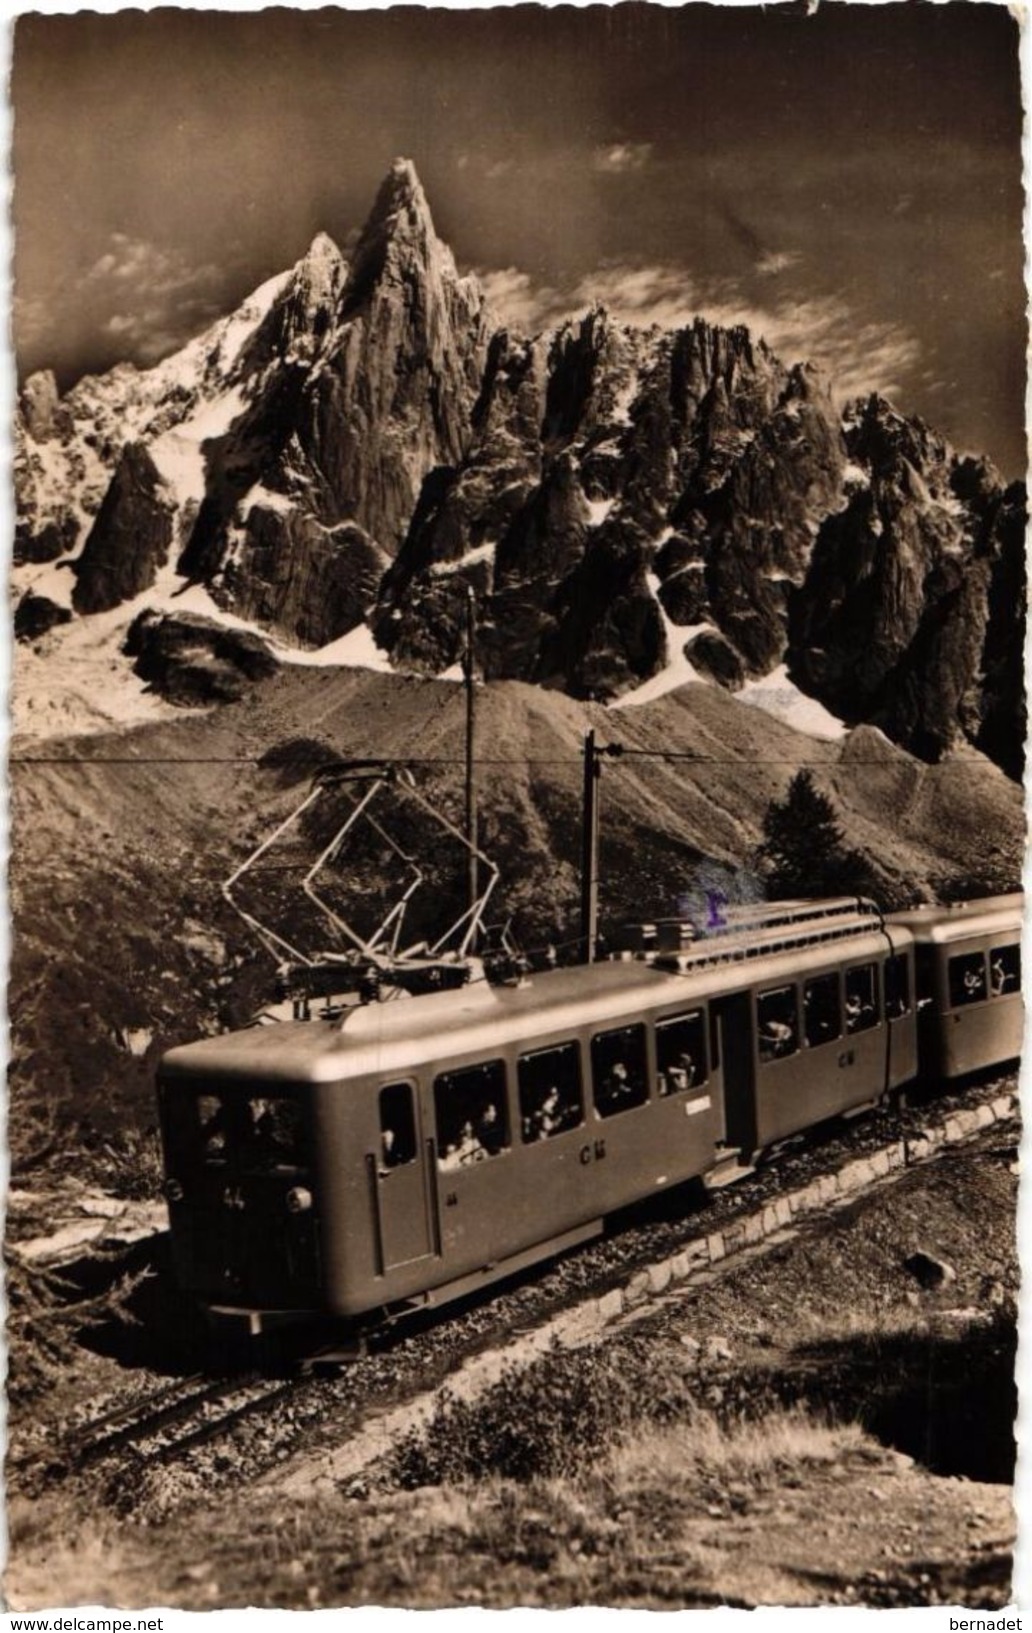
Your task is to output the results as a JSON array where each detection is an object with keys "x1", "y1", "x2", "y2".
[
  {"x1": 585, "y1": 497, "x2": 616, "y2": 527},
  {"x1": 285, "y1": 622, "x2": 394, "y2": 672},
  {"x1": 429, "y1": 541, "x2": 497, "y2": 579},
  {"x1": 150, "y1": 387, "x2": 247, "y2": 508},
  {"x1": 611, "y1": 574, "x2": 713, "y2": 708},
  {"x1": 737, "y1": 664, "x2": 848, "y2": 741},
  {"x1": 237, "y1": 483, "x2": 296, "y2": 517}
]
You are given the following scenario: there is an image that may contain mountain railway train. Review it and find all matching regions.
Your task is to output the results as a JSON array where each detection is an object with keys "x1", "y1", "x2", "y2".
[{"x1": 156, "y1": 893, "x2": 1022, "y2": 1339}]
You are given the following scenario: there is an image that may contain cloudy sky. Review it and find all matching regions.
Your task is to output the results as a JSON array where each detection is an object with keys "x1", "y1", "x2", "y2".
[{"x1": 12, "y1": 4, "x2": 1025, "y2": 477}]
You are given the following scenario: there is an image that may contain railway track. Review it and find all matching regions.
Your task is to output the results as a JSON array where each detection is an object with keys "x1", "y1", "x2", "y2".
[
  {"x1": 131, "y1": 1377, "x2": 302, "y2": 1470},
  {"x1": 16, "y1": 1073, "x2": 1017, "y2": 1517},
  {"x1": 24, "y1": 1336, "x2": 361, "y2": 1488},
  {"x1": 28, "y1": 1372, "x2": 274, "y2": 1478},
  {"x1": 64, "y1": 1372, "x2": 225, "y2": 1465}
]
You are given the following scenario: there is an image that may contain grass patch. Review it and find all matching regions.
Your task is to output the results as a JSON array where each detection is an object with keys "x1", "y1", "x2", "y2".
[{"x1": 606, "y1": 1408, "x2": 868, "y2": 1496}]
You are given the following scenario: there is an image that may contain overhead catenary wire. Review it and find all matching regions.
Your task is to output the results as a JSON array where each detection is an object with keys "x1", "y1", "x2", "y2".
[{"x1": 11, "y1": 751, "x2": 878, "y2": 766}]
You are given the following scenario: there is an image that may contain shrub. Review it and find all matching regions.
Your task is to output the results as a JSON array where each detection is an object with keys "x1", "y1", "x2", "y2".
[{"x1": 389, "y1": 1339, "x2": 704, "y2": 1488}]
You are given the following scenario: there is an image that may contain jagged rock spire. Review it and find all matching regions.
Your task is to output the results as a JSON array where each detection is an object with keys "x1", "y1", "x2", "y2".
[{"x1": 342, "y1": 157, "x2": 454, "y2": 316}]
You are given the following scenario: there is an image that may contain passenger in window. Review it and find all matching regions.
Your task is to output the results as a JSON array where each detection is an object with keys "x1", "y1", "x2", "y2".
[
  {"x1": 532, "y1": 1086, "x2": 565, "y2": 1139},
  {"x1": 249, "y1": 1099, "x2": 298, "y2": 1162},
  {"x1": 476, "y1": 1101, "x2": 505, "y2": 1156},
  {"x1": 667, "y1": 1052, "x2": 697, "y2": 1092},
  {"x1": 964, "y1": 966, "x2": 986, "y2": 1001},
  {"x1": 381, "y1": 1126, "x2": 399, "y2": 1168},
  {"x1": 844, "y1": 993, "x2": 863, "y2": 1028},
  {"x1": 200, "y1": 1100, "x2": 227, "y2": 1156},
  {"x1": 442, "y1": 1120, "x2": 489, "y2": 1170},
  {"x1": 760, "y1": 1017, "x2": 793, "y2": 1057},
  {"x1": 603, "y1": 1061, "x2": 636, "y2": 1103},
  {"x1": 991, "y1": 956, "x2": 1011, "y2": 996}
]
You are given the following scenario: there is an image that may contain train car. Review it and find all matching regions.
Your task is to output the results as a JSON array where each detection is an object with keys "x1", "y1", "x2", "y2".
[
  {"x1": 886, "y1": 894, "x2": 1023, "y2": 1081},
  {"x1": 706, "y1": 914, "x2": 916, "y2": 1156},
  {"x1": 157, "y1": 898, "x2": 916, "y2": 1336}
]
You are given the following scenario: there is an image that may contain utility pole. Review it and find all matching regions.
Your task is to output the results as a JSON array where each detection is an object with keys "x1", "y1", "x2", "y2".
[
  {"x1": 580, "y1": 729, "x2": 601, "y2": 963},
  {"x1": 463, "y1": 586, "x2": 478, "y2": 941}
]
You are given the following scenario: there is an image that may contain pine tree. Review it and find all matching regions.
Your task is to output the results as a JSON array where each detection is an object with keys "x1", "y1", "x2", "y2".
[{"x1": 757, "y1": 770, "x2": 875, "y2": 900}]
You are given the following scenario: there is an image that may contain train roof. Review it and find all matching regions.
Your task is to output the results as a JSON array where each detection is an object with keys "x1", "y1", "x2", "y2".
[
  {"x1": 160, "y1": 919, "x2": 912, "y2": 1087},
  {"x1": 886, "y1": 894, "x2": 1023, "y2": 946}
]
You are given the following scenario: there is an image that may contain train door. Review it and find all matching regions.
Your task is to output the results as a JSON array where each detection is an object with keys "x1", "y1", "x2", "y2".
[
  {"x1": 711, "y1": 991, "x2": 756, "y2": 1153},
  {"x1": 375, "y1": 1081, "x2": 435, "y2": 1270}
]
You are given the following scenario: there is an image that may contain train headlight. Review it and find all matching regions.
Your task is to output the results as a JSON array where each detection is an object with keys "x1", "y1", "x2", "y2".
[
  {"x1": 286, "y1": 1186, "x2": 313, "y2": 1214},
  {"x1": 164, "y1": 1178, "x2": 184, "y2": 1203}
]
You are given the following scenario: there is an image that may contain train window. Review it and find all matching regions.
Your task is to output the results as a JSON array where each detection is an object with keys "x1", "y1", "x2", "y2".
[
  {"x1": 379, "y1": 1083, "x2": 418, "y2": 1168},
  {"x1": 435, "y1": 1061, "x2": 509, "y2": 1170},
  {"x1": 949, "y1": 951, "x2": 988, "y2": 1008},
  {"x1": 884, "y1": 954, "x2": 910, "y2": 1020},
  {"x1": 845, "y1": 964, "x2": 880, "y2": 1033},
  {"x1": 915, "y1": 946, "x2": 936, "y2": 1011},
  {"x1": 803, "y1": 974, "x2": 842, "y2": 1048},
  {"x1": 656, "y1": 1012, "x2": 708, "y2": 1095},
  {"x1": 591, "y1": 1024, "x2": 649, "y2": 1117},
  {"x1": 757, "y1": 986, "x2": 798, "y2": 1063},
  {"x1": 990, "y1": 945, "x2": 1021, "y2": 997},
  {"x1": 518, "y1": 1043, "x2": 584, "y2": 1142},
  {"x1": 240, "y1": 1097, "x2": 304, "y2": 1171},
  {"x1": 197, "y1": 1093, "x2": 227, "y2": 1159}
]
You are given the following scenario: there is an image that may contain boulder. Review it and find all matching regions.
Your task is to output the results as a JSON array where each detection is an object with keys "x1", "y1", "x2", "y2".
[
  {"x1": 14, "y1": 507, "x2": 79, "y2": 566},
  {"x1": 14, "y1": 591, "x2": 73, "y2": 643},
  {"x1": 123, "y1": 610, "x2": 278, "y2": 705},
  {"x1": 685, "y1": 631, "x2": 746, "y2": 690},
  {"x1": 903, "y1": 1250, "x2": 957, "y2": 1291}
]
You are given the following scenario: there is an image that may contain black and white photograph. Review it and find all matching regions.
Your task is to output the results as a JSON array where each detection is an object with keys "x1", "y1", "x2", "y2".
[{"x1": 6, "y1": 1, "x2": 1026, "y2": 1614}]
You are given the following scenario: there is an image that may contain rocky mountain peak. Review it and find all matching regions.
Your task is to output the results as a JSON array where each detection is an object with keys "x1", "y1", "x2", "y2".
[
  {"x1": 379, "y1": 155, "x2": 430, "y2": 217},
  {"x1": 12, "y1": 163, "x2": 1024, "y2": 781},
  {"x1": 784, "y1": 359, "x2": 828, "y2": 404},
  {"x1": 845, "y1": 393, "x2": 953, "y2": 481},
  {"x1": 341, "y1": 156, "x2": 458, "y2": 317},
  {"x1": 295, "y1": 231, "x2": 347, "y2": 295},
  {"x1": 19, "y1": 369, "x2": 67, "y2": 441},
  {"x1": 249, "y1": 231, "x2": 348, "y2": 369}
]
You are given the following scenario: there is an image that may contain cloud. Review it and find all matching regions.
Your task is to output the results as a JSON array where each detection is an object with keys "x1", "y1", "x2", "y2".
[
  {"x1": 481, "y1": 262, "x2": 703, "y2": 337},
  {"x1": 99, "y1": 300, "x2": 218, "y2": 362},
  {"x1": 61, "y1": 234, "x2": 227, "y2": 367},
  {"x1": 477, "y1": 266, "x2": 568, "y2": 333},
  {"x1": 742, "y1": 297, "x2": 920, "y2": 402},
  {"x1": 756, "y1": 250, "x2": 802, "y2": 277},
  {"x1": 12, "y1": 291, "x2": 51, "y2": 353},
  {"x1": 81, "y1": 233, "x2": 221, "y2": 303},
  {"x1": 568, "y1": 264, "x2": 701, "y2": 331},
  {"x1": 592, "y1": 143, "x2": 653, "y2": 175},
  {"x1": 479, "y1": 257, "x2": 920, "y2": 404}
]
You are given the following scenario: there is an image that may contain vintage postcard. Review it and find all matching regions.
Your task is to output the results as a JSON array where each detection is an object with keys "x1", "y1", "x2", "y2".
[{"x1": 6, "y1": 1, "x2": 1025, "y2": 1616}]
